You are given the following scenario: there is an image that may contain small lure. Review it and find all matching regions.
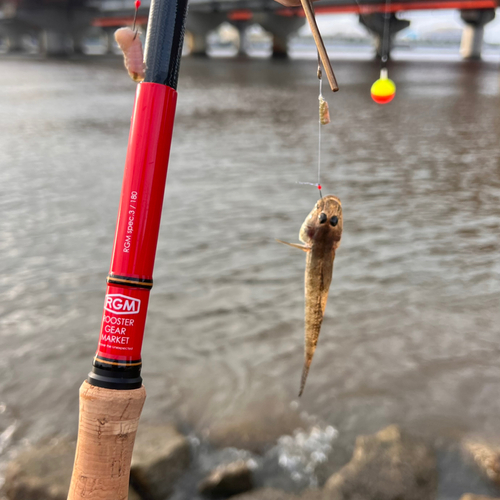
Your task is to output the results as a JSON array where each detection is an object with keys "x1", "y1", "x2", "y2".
[
  {"x1": 319, "y1": 95, "x2": 330, "y2": 125},
  {"x1": 114, "y1": 27, "x2": 145, "y2": 83},
  {"x1": 277, "y1": 195, "x2": 343, "y2": 396}
]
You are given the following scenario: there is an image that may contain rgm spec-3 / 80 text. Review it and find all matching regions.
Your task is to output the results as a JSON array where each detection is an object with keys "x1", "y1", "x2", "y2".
[{"x1": 123, "y1": 191, "x2": 138, "y2": 253}]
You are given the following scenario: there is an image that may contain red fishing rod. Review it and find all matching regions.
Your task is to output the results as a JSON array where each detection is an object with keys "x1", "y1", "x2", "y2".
[{"x1": 68, "y1": 1, "x2": 188, "y2": 498}]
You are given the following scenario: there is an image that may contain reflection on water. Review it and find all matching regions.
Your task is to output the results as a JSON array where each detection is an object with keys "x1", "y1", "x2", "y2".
[{"x1": 0, "y1": 54, "x2": 499, "y2": 496}]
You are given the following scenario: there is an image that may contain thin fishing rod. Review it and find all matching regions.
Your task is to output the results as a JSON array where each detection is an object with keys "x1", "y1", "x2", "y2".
[{"x1": 301, "y1": 0, "x2": 338, "y2": 92}]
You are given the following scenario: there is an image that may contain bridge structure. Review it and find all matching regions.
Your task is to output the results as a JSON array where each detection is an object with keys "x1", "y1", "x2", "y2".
[{"x1": 0, "y1": 0, "x2": 497, "y2": 58}]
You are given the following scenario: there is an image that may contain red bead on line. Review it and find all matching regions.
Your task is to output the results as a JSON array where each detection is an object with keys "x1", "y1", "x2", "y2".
[
  {"x1": 135, "y1": 0, "x2": 141, "y2": 9},
  {"x1": 318, "y1": 185, "x2": 322, "y2": 190}
]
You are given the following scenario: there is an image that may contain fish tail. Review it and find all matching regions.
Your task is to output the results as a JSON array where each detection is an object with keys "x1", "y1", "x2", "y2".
[{"x1": 298, "y1": 356, "x2": 312, "y2": 397}]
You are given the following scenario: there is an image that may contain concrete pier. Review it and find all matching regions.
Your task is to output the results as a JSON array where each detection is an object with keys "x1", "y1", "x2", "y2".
[
  {"x1": 253, "y1": 14, "x2": 305, "y2": 58},
  {"x1": 1, "y1": 1, "x2": 498, "y2": 61},
  {"x1": 0, "y1": 27, "x2": 24, "y2": 53},
  {"x1": 5, "y1": 5, "x2": 94, "y2": 56},
  {"x1": 359, "y1": 13, "x2": 409, "y2": 59},
  {"x1": 460, "y1": 9, "x2": 495, "y2": 60},
  {"x1": 185, "y1": 13, "x2": 226, "y2": 57},
  {"x1": 104, "y1": 28, "x2": 118, "y2": 54},
  {"x1": 231, "y1": 21, "x2": 249, "y2": 57},
  {"x1": 39, "y1": 30, "x2": 72, "y2": 56}
]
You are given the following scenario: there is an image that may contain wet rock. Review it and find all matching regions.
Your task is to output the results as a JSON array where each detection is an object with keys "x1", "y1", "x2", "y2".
[
  {"x1": 460, "y1": 495, "x2": 500, "y2": 500},
  {"x1": 463, "y1": 439, "x2": 500, "y2": 485},
  {"x1": 199, "y1": 460, "x2": 253, "y2": 497},
  {"x1": 3, "y1": 438, "x2": 74, "y2": 500},
  {"x1": 128, "y1": 488, "x2": 142, "y2": 500},
  {"x1": 300, "y1": 492, "x2": 323, "y2": 500},
  {"x1": 231, "y1": 488, "x2": 299, "y2": 500},
  {"x1": 232, "y1": 489, "x2": 294, "y2": 500},
  {"x1": 231, "y1": 488, "x2": 323, "y2": 500},
  {"x1": 324, "y1": 425, "x2": 437, "y2": 500},
  {"x1": 206, "y1": 399, "x2": 305, "y2": 454},
  {"x1": 129, "y1": 488, "x2": 142, "y2": 500},
  {"x1": 130, "y1": 423, "x2": 190, "y2": 500}
]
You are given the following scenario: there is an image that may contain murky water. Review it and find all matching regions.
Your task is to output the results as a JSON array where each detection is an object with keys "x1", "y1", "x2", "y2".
[{"x1": 0, "y1": 53, "x2": 500, "y2": 497}]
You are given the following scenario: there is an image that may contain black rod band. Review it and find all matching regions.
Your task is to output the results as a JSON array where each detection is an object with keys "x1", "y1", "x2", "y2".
[
  {"x1": 144, "y1": 0, "x2": 189, "y2": 88},
  {"x1": 107, "y1": 274, "x2": 153, "y2": 289},
  {"x1": 88, "y1": 357, "x2": 143, "y2": 389},
  {"x1": 88, "y1": 366, "x2": 142, "y2": 390},
  {"x1": 94, "y1": 355, "x2": 142, "y2": 367}
]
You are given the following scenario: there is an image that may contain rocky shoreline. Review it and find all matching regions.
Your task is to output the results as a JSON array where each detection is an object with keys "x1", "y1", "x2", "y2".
[{"x1": 3, "y1": 424, "x2": 500, "y2": 500}]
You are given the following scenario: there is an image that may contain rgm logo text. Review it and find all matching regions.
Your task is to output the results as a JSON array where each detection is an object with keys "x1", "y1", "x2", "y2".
[{"x1": 104, "y1": 294, "x2": 141, "y2": 315}]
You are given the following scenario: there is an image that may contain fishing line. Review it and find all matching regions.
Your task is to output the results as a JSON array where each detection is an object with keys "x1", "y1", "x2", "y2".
[
  {"x1": 370, "y1": 0, "x2": 396, "y2": 103},
  {"x1": 295, "y1": 0, "x2": 338, "y2": 197},
  {"x1": 354, "y1": 0, "x2": 396, "y2": 103},
  {"x1": 298, "y1": 1, "x2": 332, "y2": 199},
  {"x1": 352, "y1": 0, "x2": 390, "y2": 62},
  {"x1": 380, "y1": 0, "x2": 391, "y2": 68},
  {"x1": 317, "y1": 56, "x2": 323, "y2": 199},
  {"x1": 353, "y1": 0, "x2": 390, "y2": 64}
]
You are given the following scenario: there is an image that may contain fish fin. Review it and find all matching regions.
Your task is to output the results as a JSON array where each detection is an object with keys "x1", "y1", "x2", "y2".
[
  {"x1": 276, "y1": 239, "x2": 311, "y2": 252},
  {"x1": 298, "y1": 356, "x2": 313, "y2": 397}
]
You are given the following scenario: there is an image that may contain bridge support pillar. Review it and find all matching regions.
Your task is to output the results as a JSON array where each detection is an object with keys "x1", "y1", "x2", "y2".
[
  {"x1": 104, "y1": 28, "x2": 117, "y2": 54},
  {"x1": 39, "y1": 30, "x2": 72, "y2": 56},
  {"x1": 254, "y1": 14, "x2": 305, "y2": 58},
  {"x1": 13, "y1": 6, "x2": 93, "y2": 56},
  {"x1": 4, "y1": 30, "x2": 24, "y2": 52},
  {"x1": 185, "y1": 13, "x2": 226, "y2": 57},
  {"x1": 359, "y1": 13, "x2": 409, "y2": 59},
  {"x1": 0, "y1": 22, "x2": 28, "y2": 53},
  {"x1": 72, "y1": 28, "x2": 90, "y2": 54},
  {"x1": 231, "y1": 21, "x2": 249, "y2": 56},
  {"x1": 460, "y1": 9, "x2": 495, "y2": 60}
]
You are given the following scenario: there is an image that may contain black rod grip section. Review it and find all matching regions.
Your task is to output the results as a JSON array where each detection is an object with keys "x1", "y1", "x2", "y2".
[{"x1": 144, "y1": 0, "x2": 189, "y2": 88}]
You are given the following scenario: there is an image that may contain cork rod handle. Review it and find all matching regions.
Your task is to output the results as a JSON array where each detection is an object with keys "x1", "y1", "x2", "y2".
[{"x1": 67, "y1": 381, "x2": 146, "y2": 500}]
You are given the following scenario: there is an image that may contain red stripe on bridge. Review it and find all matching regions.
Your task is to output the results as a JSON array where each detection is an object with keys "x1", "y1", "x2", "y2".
[
  {"x1": 228, "y1": 10, "x2": 253, "y2": 20},
  {"x1": 93, "y1": 15, "x2": 148, "y2": 27},
  {"x1": 276, "y1": 0, "x2": 497, "y2": 15},
  {"x1": 95, "y1": 1, "x2": 497, "y2": 27}
]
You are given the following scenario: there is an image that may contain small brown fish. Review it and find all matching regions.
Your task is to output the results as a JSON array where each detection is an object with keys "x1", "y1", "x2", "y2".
[{"x1": 278, "y1": 195, "x2": 343, "y2": 396}]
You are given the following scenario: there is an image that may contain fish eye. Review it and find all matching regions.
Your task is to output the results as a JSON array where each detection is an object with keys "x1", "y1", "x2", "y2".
[
  {"x1": 330, "y1": 216, "x2": 339, "y2": 227},
  {"x1": 318, "y1": 213, "x2": 327, "y2": 224}
]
